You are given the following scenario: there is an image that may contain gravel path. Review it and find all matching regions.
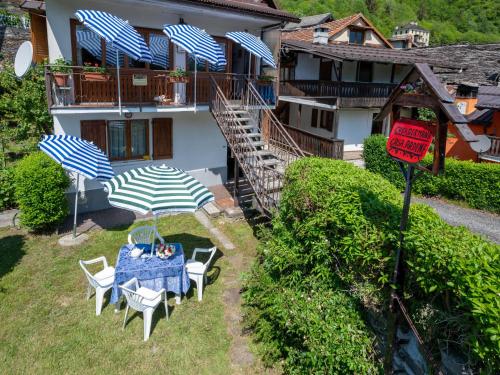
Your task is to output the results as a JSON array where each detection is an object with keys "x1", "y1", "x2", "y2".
[{"x1": 413, "y1": 197, "x2": 500, "y2": 244}]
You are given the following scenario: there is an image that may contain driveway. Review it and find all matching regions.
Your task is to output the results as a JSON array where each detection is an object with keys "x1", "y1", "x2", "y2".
[{"x1": 414, "y1": 197, "x2": 500, "y2": 244}]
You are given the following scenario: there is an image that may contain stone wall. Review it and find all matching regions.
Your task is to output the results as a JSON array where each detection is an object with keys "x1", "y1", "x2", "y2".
[{"x1": 0, "y1": 26, "x2": 30, "y2": 68}]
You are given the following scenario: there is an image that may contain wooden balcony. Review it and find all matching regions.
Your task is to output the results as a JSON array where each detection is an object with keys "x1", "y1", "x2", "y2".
[
  {"x1": 479, "y1": 135, "x2": 500, "y2": 163},
  {"x1": 45, "y1": 66, "x2": 276, "y2": 110},
  {"x1": 280, "y1": 80, "x2": 397, "y2": 108},
  {"x1": 280, "y1": 124, "x2": 344, "y2": 159}
]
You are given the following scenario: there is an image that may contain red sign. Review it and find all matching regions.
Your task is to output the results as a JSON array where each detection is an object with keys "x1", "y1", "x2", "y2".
[{"x1": 387, "y1": 118, "x2": 434, "y2": 164}]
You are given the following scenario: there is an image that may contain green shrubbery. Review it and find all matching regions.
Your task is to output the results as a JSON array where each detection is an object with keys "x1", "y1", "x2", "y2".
[
  {"x1": 363, "y1": 134, "x2": 500, "y2": 213},
  {"x1": 0, "y1": 167, "x2": 16, "y2": 210},
  {"x1": 14, "y1": 152, "x2": 70, "y2": 232},
  {"x1": 244, "y1": 158, "x2": 500, "y2": 373}
]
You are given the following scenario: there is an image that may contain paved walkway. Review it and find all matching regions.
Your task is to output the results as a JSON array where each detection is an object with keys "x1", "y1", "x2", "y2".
[{"x1": 414, "y1": 197, "x2": 500, "y2": 244}]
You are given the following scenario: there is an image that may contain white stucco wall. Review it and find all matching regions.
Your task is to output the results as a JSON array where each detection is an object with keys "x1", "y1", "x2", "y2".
[
  {"x1": 294, "y1": 52, "x2": 320, "y2": 80},
  {"x1": 330, "y1": 29, "x2": 349, "y2": 43},
  {"x1": 288, "y1": 103, "x2": 337, "y2": 139},
  {"x1": 45, "y1": 0, "x2": 275, "y2": 62},
  {"x1": 364, "y1": 30, "x2": 385, "y2": 47},
  {"x1": 53, "y1": 111, "x2": 228, "y2": 194},
  {"x1": 337, "y1": 109, "x2": 378, "y2": 151},
  {"x1": 342, "y1": 60, "x2": 357, "y2": 82}
]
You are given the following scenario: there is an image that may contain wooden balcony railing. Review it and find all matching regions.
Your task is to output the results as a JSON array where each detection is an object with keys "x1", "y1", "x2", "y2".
[
  {"x1": 45, "y1": 65, "x2": 275, "y2": 109},
  {"x1": 481, "y1": 136, "x2": 500, "y2": 159},
  {"x1": 280, "y1": 80, "x2": 397, "y2": 98},
  {"x1": 280, "y1": 124, "x2": 344, "y2": 159}
]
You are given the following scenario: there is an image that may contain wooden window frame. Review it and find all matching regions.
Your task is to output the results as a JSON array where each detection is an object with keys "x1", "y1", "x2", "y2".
[
  {"x1": 349, "y1": 28, "x2": 365, "y2": 46},
  {"x1": 70, "y1": 19, "x2": 174, "y2": 70},
  {"x1": 311, "y1": 108, "x2": 318, "y2": 128},
  {"x1": 107, "y1": 119, "x2": 150, "y2": 161},
  {"x1": 319, "y1": 110, "x2": 334, "y2": 132}
]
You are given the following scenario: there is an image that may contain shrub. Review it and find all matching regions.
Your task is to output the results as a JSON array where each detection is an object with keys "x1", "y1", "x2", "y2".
[
  {"x1": 363, "y1": 134, "x2": 500, "y2": 213},
  {"x1": 0, "y1": 167, "x2": 16, "y2": 210},
  {"x1": 14, "y1": 152, "x2": 70, "y2": 232},
  {"x1": 244, "y1": 158, "x2": 500, "y2": 372}
]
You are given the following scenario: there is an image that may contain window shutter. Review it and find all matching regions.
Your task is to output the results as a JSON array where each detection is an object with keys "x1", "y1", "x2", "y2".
[
  {"x1": 80, "y1": 120, "x2": 107, "y2": 153},
  {"x1": 30, "y1": 13, "x2": 48, "y2": 63},
  {"x1": 152, "y1": 118, "x2": 173, "y2": 159}
]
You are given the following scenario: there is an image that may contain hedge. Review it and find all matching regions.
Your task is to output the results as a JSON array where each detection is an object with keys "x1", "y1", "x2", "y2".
[
  {"x1": 0, "y1": 167, "x2": 16, "y2": 210},
  {"x1": 243, "y1": 158, "x2": 500, "y2": 373},
  {"x1": 363, "y1": 134, "x2": 500, "y2": 213},
  {"x1": 14, "y1": 152, "x2": 70, "y2": 232}
]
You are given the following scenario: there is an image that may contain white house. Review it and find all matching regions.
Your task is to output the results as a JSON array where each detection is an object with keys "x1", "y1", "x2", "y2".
[{"x1": 21, "y1": 0, "x2": 297, "y2": 212}]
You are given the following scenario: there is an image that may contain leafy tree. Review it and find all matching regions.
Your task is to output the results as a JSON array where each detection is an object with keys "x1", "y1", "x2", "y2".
[{"x1": 0, "y1": 62, "x2": 52, "y2": 163}]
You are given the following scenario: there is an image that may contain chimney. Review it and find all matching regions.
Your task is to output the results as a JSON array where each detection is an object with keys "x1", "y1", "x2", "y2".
[{"x1": 313, "y1": 26, "x2": 330, "y2": 45}]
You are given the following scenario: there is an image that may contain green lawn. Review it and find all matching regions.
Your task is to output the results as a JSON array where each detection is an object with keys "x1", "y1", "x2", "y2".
[{"x1": 0, "y1": 214, "x2": 238, "y2": 375}]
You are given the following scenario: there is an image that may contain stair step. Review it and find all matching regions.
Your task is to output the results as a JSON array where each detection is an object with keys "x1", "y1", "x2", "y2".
[
  {"x1": 236, "y1": 132, "x2": 261, "y2": 139},
  {"x1": 238, "y1": 124, "x2": 255, "y2": 130},
  {"x1": 243, "y1": 150, "x2": 275, "y2": 158},
  {"x1": 257, "y1": 158, "x2": 280, "y2": 167},
  {"x1": 222, "y1": 110, "x2": 247, "y2": 115},
  {"x1": 235, "y1": 140, "x2": 265, "y2": 147}
]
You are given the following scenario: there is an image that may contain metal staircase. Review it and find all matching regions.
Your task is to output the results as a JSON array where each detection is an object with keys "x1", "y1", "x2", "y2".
[{"x1": 209, "y1": 75, "x2": 305, "y2": 214}]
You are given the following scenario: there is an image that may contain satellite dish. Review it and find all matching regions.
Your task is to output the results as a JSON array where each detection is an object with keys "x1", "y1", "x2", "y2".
[
  {"x1": 469, "y1": 135, "x2": 492, "y2": 153},
  {"x1": 14, "y1": 41, "x2": 34, "y2": 78}
]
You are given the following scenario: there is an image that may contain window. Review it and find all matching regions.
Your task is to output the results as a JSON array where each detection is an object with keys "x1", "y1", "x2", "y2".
[
  {"x1": 187, "y1": 37, "x2": 230, "y2": 73},
  {"x1": 81, "y1": 119, "x2": 172, "y2": 161},
  {"x1": 311, "y1": 108, "x2": 318, "y2": 128},
  {"x1": 72, "y1": 21, "x2": 171, "y2": 70},
  {"x1": 349, "y1": 30, "x2": 364, "y2": 45},
  {"x1": 357, "y1": 61, "x2": 373, "y2": 82},
  {"x1": 320, "y1": 110, "x2": 334, "y2": 132}
]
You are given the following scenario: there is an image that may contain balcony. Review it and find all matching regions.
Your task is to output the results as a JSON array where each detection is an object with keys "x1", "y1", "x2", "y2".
[
  {"x1": 45, "y1": 66, "x2": 277, "y2": 112},
  {"x1": 280, "y1": 80, "x2": 397, "y2": 108},
  {"x1": 479, "y1": 135, "x2": 500, "y2": 163}
]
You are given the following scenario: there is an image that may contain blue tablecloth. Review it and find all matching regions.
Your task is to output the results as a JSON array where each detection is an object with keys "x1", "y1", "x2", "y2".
[{"x1": 110, "y1": 243, "x2": 190, "y2": 304}]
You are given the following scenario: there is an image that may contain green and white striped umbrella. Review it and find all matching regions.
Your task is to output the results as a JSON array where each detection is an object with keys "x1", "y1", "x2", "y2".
[{"x1": 103, "y1": 165, "x2": 214, "y2": 215}]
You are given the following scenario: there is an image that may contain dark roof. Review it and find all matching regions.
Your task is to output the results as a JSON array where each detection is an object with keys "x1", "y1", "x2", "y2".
[
  {"x1": 410, "y1": 44, "x2": 500, "y2": 86},
  {"x1": 476, "y1": 85, "x2": 500, "y2": 110},
  {"x1": 282, "y1": 39, "x2": 460, "y2": 69},
  {"x1": 282, "y1": 13, "x2": 333, "y2": 31},
  {"x1": 467, "y1": 108, "x2": 494, "y2": 125},
  {"x1": 20, "y1": 0, "x2": 298, "y2": 22},
  {"x1": 398, "y1": 22, "x2": 429, "y2": 32},
  {"x1": 177, "y1": 0, "x2": 298, "y2": 22}
]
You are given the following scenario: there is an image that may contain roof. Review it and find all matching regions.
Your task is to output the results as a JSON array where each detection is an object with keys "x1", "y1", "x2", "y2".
[
  {"x1": 282, "y1": 13, "x2": 333, "y2": 31},
  {"x1": 410, "y1": 44, "x2": 500, "y2": 86},
  {"x1": 20, "y1": 0, "x2": 298, "y2": 22},
  {"x1": 282, "y1": 13, "x2": 393, "y2": 48},
  {"x1": 282, "y1": 39, "x2": 460, "y2": 69},
  {"x1": 467, "y1": 108, "x2": 494, "y2": 124},
  {"x1": 476, "y1": 86, "x2": 500, "y2": 110},
  {"x1": 398, "y1": 22, "x2": 429, "y2": 32}
]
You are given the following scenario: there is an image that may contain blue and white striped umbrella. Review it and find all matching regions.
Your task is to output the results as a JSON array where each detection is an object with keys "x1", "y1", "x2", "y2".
[
  {"x1": 163, "y1": 24, "x2": 226, "y2": 66},
  {"x1": 39, "y1": 135, "x2": 114, "y2": 238},
  {"x1": 75, "y1": 10, "x2": 152, "y2": 62},
  {"x1": 226, "y1": 31, "x2": 276, "y2": 68},
  {"x1": 39, "y1": 135, "x2": 113, "y2": 180}
]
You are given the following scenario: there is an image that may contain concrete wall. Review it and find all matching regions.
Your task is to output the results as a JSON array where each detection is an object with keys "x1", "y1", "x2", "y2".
[
  {"x1": 342, "y1": 60, "x2": 357, "y2": 82},
  {"x1": 373, "y1": 63, "x2": 392, "y2": 83},
  {"x1": 288, "y1": 103, "x2": 337, "y2": 139}
]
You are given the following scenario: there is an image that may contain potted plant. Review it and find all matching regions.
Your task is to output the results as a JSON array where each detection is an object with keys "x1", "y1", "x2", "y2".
[
  {"x1": 257, "y1": 75, "x2": 274, "y2": 85},
  {"x1": 82, "y1": 63, "x2": 111, "y2": 81},
  {"x1": 51, "y1": 58, "x2": 72, "y2": 86},
  {"x1": 168, "y1": 67, "x2": 190, "y2": 83}
]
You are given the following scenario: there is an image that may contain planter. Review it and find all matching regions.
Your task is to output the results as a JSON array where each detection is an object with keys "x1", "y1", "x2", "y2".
[
  {"x1": 83, "y1": 72, "x2": 112, "y2": 82},
  {"x1": 53, "y1": 73, "x2": 69, "y2": 87},
  {"x1": 168, "y1": 76, "x2": 190, "y2": 84},
  {"x1": 257, "y1": 80, "x2": 273, "y2": 86}
]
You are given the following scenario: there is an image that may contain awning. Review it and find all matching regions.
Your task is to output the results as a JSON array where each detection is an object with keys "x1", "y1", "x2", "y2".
[
  {"x1": 279, "y1": 96, "x2": 337, "y2": 110},
  {"x1": 225, "y1": 31, "x2": 276, "y2": 68}
]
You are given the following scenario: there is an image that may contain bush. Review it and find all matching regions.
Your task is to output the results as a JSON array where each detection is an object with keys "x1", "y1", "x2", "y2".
[
  {"x1": 14, "y1": 152, "x2": 70, "y2": 232},
  {"x1": 363, "y1": 135, "x2": 500, "y2": 213},
  {"x1": 244, "y1": 158, "x2": 500, "y2": 373},
  {"x1": 0, "y1": 167, "x2": 16, "y2": 210}
]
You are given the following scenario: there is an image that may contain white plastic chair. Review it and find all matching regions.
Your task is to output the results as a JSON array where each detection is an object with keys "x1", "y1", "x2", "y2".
[
  {"x1": 128, "y1": 225, "x2": 164, "y2": 253},
  {"x1": 119, "y1": 277, "x2": 168, "y2": 341},
  {"x1": 79, "y1": 256, "x2": 115, "y2": 316},
  {"x1": 185, "y1": 247, "x2": 217, "y2": 302}
]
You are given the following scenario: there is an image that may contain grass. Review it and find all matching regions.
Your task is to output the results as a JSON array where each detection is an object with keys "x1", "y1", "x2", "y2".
[{"x1": 0, "y1": 214, "x2": 238, "y2": 375}]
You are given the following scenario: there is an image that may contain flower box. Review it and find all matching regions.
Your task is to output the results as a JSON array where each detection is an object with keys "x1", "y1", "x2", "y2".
[
  {"x1": 53, "y1": 73, "x2": 70, "y2": 87},
  {"x1": 168, "y1": 76, "x2": 190, "y2": 84},
  {"x1": 83, "y1": 72, "x2": 112, "y2": 82}
]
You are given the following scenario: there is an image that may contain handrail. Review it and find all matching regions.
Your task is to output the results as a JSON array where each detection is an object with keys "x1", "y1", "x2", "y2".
[
  {"x1": 245, "y1": 79, "x2": 305, "y2": 159},
  {"x1": 482, "y1": 135, "x2": 500, "y2": 157},
  {"x1": 280, "y1": 80, "x2": 397, "y2": 98}
]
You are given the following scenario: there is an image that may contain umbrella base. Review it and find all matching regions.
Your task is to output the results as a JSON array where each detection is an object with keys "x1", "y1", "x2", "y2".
[{"x1": 58, "y1": 233, "x2": 89, "y2": 247}]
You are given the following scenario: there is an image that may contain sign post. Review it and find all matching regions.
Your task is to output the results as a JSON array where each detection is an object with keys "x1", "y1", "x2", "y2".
[{"x1": 383, "y1": 118, "x2": 434, "y2": 373}]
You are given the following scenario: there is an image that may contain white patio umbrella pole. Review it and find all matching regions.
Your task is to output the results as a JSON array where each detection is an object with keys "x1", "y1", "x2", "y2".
[
  {"x1": 116, "y1": 49, "x2": 122, "y2": 115},
  {"x1": 246, "y1": 52, "x2": 251, "y2": 108},
  {"x1": 194, "y1": 55, "x2": 197, "y2": 112},
  {"x1": 73, "y1": 173, "x2": 80, "y2": 238}
]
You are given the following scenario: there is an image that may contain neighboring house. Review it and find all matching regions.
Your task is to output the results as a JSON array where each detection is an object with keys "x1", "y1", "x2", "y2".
[
  {"x1": 278, "y1": 13, "x2": 456, "y2": 157},
  {"x1": 390, "y1": 22, "x2": 430, "y2": 49},
  {"x1": 410, "y1": 44, "x2": 500, "y2": 161},
  {"x1": 20, "y1": 0, "x2": 299, "y2": 214}
]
